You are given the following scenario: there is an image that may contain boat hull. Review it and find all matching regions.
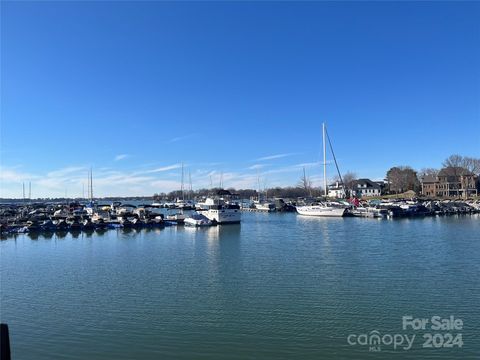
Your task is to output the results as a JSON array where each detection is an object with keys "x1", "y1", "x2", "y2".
[
  {"x1": 296, "y1": 206, "x2": 346, "y2": 217},
  {"x1": 201, "y1": 209, "x2": 241, "y2": 224}
]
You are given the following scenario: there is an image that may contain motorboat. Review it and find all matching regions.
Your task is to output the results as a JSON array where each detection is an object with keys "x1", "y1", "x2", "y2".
[
  {"x1": 197, "y1": 196, "x2": 241, "y2": 224},
  {"x1": 253, "y1": 201, "x2": 276, "y2": 212},
  {"x1": 184, "y1": 213, "x2": 212, "y2": 227}
]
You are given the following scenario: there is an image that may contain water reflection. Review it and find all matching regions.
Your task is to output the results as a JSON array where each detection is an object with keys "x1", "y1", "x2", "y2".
[
  {"x1": 70, "y1": 230, "x2": 81, "y2": 239},
  {"x1": 54, "y1": 230, "x2": 69, "y2": 239},
  {"x1": 183, "y1": 224, "x2": 241, "y2": 243},
  {"x1": 83, "y1": 230, "x2": 95, "y2": 238},
  {"x1": 27, "y1": 232, "x2": 40, "y2": 240},
  {"x1": 94, "y1": 229, "x2": 108, "y2": 237},
  {"x1": 41, "y1": 231, "x2": 54, "y2": 240}
]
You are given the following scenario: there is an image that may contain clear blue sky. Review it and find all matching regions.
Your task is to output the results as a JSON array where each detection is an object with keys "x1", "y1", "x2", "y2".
[{"x1": 1, "y1": 1, "x2": 479, "y2": 197}]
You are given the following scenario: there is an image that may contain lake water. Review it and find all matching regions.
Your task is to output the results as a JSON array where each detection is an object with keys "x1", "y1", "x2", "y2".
[{"x1": 1, "y1": 213, "x2": 479, "y2": 359}]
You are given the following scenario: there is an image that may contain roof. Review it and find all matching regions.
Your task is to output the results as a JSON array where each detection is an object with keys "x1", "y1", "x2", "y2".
[
  {"x1": 421, "y1": 174, "x2": 437, "y2": 183},
  {"x1": 438, "y1": 167, "x2": 475, "y2": 177},
  {"x1": 352, "y1": 178, "x2": 381, "y2": 189},
  {"x1": 328, "y1": 182, "x2": 344, "y2": 189}
]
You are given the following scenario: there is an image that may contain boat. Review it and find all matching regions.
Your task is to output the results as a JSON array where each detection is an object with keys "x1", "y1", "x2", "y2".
[
  {"x1": 184, "y1": 213, "x2": 212, "y2": 227},
  {"x1": 165, "y1": 211, "x2": 186, "y2": 223},
  {"x1": 296, "y1": 204, "x2": 346, "y2": 217},
  {"x1": 296, "y1": 123, "x2": 347, "y2": 218},
  {"x1": 253, "y1": 200, "x2": 276, "y2": 212},
  {"x1": 197, "y1": 192, "x2": 241, "y2": 224},
  {"x1": 53, "y1": 219, "x2": 69, "y2": 231}
]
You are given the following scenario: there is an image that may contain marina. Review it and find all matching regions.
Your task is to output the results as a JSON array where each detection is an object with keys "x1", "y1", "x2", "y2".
[
  {"x1": 2, "y1": 2, "x2": 480, "y2": 359},
  {"x1": 1, "y1": 211, "x2": 479, "y2": 359},
  {"x1": 1, "y1": 196, "x2": 479, "y2": 237}
]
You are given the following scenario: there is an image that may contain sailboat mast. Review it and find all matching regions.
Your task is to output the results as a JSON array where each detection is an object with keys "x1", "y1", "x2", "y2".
[
  {"x1": 189, "y1": 170, "x2": 192, "y2": 200},
  {"x1": 90, "y1": 167, "x2": 93, "y2": 200},
  {"x1": 181, "y1": 163, "x2": 184, "y2": 201},
  {"x1": 323, "y1": 123, "x2": 327, "y2": 197}
]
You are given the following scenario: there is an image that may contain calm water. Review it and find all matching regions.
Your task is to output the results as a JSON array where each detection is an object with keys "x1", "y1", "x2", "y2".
[{"x1": 1, "y1": 213, "x2": 479, "y2": 359}]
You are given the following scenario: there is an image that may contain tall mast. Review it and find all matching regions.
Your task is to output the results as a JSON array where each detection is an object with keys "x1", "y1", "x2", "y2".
[
  {"x1": 323, "y1": 123, "x2": 327, "y2": 197},
  {"x1": 188, "y1": 170, "x2": 192, "y2": 200},
  {"x1": 29, "y1": 182, "x2": 31, "y2": 201},
  {"x1": 22, "y1": 182, "x2": 25, "y2": 202},
  {"x1": 90, "y1": 167, "x2": 93, "y2": 200},
  {"x1": 257, "y1": 170, "x2": 261, "y2": 201},
  {"x1": 181, "y1": 163, "x2": 184, "y2": 201}
]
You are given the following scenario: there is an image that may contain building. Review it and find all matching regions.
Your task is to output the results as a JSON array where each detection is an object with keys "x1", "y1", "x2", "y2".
[
  {"x1": 421, "y1": 174, "x2": 437, "y2": 197},
  {"x1": 328, "y1": 182, "x2": 346, "y2": 198},
  {"x1": 421, "y1": 167, "x2": 478, "y2": 198},
  {"x1": 351, "y1": 179, "x2": 382, "y2": 198}
]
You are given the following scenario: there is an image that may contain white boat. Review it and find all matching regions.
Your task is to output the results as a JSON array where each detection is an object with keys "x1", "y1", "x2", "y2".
[
  {"x1": 253, "y1": 201, "x2": 276, "y2": 212},
  {"x1": 184, "y1": 213, "x2": 212, "y2": 227},
  {"x1": 296, "y1": 204, "x2": 346, "y2": 217},
  {"x1": 197, "y1": 196, "x2": 241, "y2": 224},
  {"x1": 296, "y1": 122, "x2": 347, "y2": 218},
  {"x1": 165, "y1": 212, "x2": 185, "y2": 222}
]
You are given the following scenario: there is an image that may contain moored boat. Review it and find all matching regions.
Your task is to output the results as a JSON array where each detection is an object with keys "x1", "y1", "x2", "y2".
[
  {"x1": 296, "y1": 204, "x2": 346, "y2": 217},
  {"x1": 184, "y1": 213, "x2": 212, "y2": 227},
  {"x1": 296, "y1": 122, "x2": 347, "y2": 218},
  {"x1": 196, "y1": 190, "x2": 241, "y2": 224}
]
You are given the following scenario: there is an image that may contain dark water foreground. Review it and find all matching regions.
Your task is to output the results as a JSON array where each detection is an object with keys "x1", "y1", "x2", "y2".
[{"x1": 1, "y1": 213, "x2": 479, "y2": 359}]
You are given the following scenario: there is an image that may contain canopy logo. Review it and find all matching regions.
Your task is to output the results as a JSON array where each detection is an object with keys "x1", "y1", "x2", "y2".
[
  {"x1": 347, "y1": 315, "x2": 464, "y2": 352},
  {"x1": 347, "y1": 330, "x2": 415, "y2": 352}
]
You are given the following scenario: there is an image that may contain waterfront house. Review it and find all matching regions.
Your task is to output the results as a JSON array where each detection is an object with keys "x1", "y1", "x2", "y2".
[
  {"x1": 351, "y1": 179, "x2": 382, "y2": 198},
  {"x1": 421, "y1": 167, "x2": 478, "y2": 198},
  {"x1": 421, "y1": 174, "x2": 438, "y2": 197},
  {"x1": 328, "y1": 182, "x2": 346, "y2": 198}
]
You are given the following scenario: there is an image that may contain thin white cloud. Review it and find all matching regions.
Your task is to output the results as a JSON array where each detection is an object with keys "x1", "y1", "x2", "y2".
[
  {"x1": 295, "y1": 161, "x2": 321, "y2": 167},
  {"x1": 114, "y1": 154, "x2": 130, "y2": 161},
  {"x1": 46, "y1": 166, "x2": 87, "y2": 178},
  {"x1": 143, "y1": 163, "x2": 183, "y2": 174},
  {"x1": 167, "y1": 134, "x2": 197, "y2": 144},
  {"x1": 248, "y1": 164, "x2": 267, "y2": 170},
  {"x1": 255, "y1": 153, "x2": 297, "y2": 161},
  {"x1": 0, "y1": 167, "x2": 37, "y2": 182}
]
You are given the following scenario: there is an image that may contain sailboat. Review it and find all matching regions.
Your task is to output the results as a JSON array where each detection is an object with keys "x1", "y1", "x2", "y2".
[
  {"x1": 85, "y1": 167, "x2": 97, "y2": 216},
  {"x1": 296, "y1": 123, "x2": 347, "y2": 217}
]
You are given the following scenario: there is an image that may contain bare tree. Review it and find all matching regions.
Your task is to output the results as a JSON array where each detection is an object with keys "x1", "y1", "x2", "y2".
[
  {"x1": 442, "y1": 154, "x2": 464, "y2": 168},
  {"x1": 462, "y1": 157, "x2": 480, "y2": 175},
  {"x1": 419, "y1": 168, "x2": 439, "y2": 178},
  {"x1": 442, "y1": 154, "x2": 480, "y2": 176},
  {"x1": 297, "y1": 167, "x2": 312, "y2": 196}
]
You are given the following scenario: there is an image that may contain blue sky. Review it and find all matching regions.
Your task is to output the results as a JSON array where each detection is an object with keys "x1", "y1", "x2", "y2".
[{"x1": 1, "y1": 1, "x2": 479, "y2": 197}]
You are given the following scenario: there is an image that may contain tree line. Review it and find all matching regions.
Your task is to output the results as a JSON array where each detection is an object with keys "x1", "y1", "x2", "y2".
[
  {"x1": 386, "y1": 154, "x2": 480, "y2": 194},
  {"x1": 153, "y1": 154, "x2": 480, "y2": 200}
]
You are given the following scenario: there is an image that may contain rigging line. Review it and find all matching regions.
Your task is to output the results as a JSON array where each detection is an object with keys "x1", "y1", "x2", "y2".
[{"x1": 325, "y1": 127, "x2": 345, "y2": 193}]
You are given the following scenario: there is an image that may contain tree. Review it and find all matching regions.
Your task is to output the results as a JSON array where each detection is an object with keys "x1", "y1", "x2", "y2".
[
  {"x1": 442, "y1": 154, "x2": 480, "y2": 176},
  {"x1": 419, "y1": 168, "x2": 439, "y2": 177},
  {"x1": 442, "y1": 154, "x2": 464, "y2": 168},
  {"x1": 386, "y1": 166, "x2": 420, "y2": 194},
  {"x1": 342, "y1": 171, "x2": 357, "y2": 189},
  {"x1": 297, "y1": 167, "x2": 312, "y2": 196},
  {"x1": 462, "y1": 156, "x2": 480, "y2": 175},
  {"x1": 418, "y1": 168, "x2": 439, "y2": 182}
]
